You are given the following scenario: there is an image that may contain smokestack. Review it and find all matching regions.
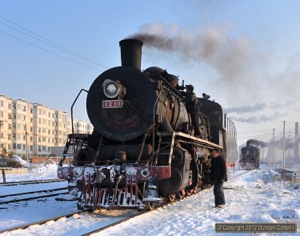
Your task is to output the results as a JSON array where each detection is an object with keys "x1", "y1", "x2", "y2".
[
  {"x1": 119, "y1": 39, "x2": 143, "y2": 70},
  {"x1": 295, "y1": 122, "x2": 299, "y2": 159}
]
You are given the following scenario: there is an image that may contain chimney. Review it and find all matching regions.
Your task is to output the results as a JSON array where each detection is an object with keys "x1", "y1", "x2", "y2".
[
  {"x1": 119, "y1": 39, "x2": 143, "y2": 70},
  {"x1": 295, "y1": 122, "x2": 299, "y2": 159}
]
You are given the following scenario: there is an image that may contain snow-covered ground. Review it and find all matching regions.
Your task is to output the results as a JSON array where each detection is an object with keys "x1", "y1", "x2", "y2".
[
  {"x1": 1, "y1": 162, "x2": 300, "y2": 235},
  {"x1": 4, "y1": 162, "x2": 59, "y2": 182}
]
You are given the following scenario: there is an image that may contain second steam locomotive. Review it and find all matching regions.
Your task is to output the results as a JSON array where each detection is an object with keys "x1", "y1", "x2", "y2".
[
  {"x1": 58, "y1": 39, "x2": 237, "y2": 210},
  {"x1": 239, "y1": 139, "x2": 266, "y2": 169}
]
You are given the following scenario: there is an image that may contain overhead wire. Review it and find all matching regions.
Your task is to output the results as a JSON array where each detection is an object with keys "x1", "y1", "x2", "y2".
[
  {"x1": 237, "y1": 126, "x2": 297, "y2": 143},
  {"x1": 1, "y1": 17, "x2": 297, "y2": 143},
  {"x1": 0, "y1": 30, "x2": 101, "y2": 71},
  {"x1": 0, "y1": 15, "x2": 108, "y2": 71}
]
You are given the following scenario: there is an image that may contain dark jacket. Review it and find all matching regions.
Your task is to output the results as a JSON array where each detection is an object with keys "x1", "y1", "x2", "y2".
[
  {"x1": 211, "y1": 155, "x2": 227, "y2": 183},
  {"x1": 181, "y1": 91, "x2": 200, "y2": 113}
]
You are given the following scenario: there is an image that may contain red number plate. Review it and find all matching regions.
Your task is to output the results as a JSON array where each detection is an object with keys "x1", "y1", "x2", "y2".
[{"x1": 102, "y1": 100, "x2": 123, "y2": 108}]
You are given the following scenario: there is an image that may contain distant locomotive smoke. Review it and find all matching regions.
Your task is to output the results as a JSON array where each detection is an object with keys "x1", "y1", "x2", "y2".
[
  {"x1": 225, "y1": 101, "x2": 292, "y2": 123},
  {"x1": 264, "y1": 123, "x2": 300, "y2": 164},
  {"x1": 128, "y1": 23, "x2": 256, "y2": 82},
  {"x1": 246, "y1": 139, "x2": 267, "y2": 148}
]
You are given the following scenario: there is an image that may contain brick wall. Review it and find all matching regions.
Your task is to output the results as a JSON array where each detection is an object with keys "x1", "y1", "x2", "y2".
[{"x1": 31, "y1": 156, "x2": 73, "y2": 164}]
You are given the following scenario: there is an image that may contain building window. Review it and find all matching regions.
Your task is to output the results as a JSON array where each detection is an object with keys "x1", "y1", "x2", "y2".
[{"x1": 16, "y1": 104, "x2": 22, "y2": 110}]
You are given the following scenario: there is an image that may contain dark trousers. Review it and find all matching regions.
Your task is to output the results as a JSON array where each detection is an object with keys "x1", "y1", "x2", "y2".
[
  {"x1": 190, "y1": 111, "x2": 201, "y2": 135},
  {"x1": 214, "y1": 182, "x2": 225, "y2": 206}
]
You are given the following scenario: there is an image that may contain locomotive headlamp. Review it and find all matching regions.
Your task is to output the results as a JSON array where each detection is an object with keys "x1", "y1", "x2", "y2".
[
  {"x1": 103, "y1": 80, "x2": 120, "y2": 98},
  {"x1": 102, "y1": 79, "x2": 126, "y2": 99}
]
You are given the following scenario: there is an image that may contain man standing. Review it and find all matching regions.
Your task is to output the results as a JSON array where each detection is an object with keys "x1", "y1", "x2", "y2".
[
  {"x1": 211, "y1": 148, "x2": 227, "y2": 208},
  {"x1": 181, "y1": 85, "x2": 201, "y2": 137}
]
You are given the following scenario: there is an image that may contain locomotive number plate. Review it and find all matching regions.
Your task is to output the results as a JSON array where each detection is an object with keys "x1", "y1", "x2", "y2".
[{"x1": 102, "y1": 100, "x2": 123, "y2": 108}]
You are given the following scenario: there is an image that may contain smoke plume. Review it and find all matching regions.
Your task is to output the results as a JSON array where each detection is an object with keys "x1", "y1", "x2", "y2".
[
  {"x1": 128, "y1": 22, "x2": 257, "y2": 83},
  {"x1": 128, "y1": 22, "x2": 300, "y2": 129},
  {"x1": 225, "y1": 101, "x2": 292, "y2": 114},
  {"x1": 246, "y1": 139, "x2": 268, "y2": 148}
]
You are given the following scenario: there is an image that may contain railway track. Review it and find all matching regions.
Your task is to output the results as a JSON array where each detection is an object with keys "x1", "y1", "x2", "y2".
[
  {"x1": 0, "y1": 211, "x2": 83, "y2": 234},
  {"x1": 0, "y1": 178, "x2": 69, "y2": 206},
  {"x1": 0, "y1": 178, "x2": 65, "y2": 186},
  {"x1": 0, "y1": 187, "x2": 69, "y2": 205},
  {"x1": 1, "y1": 194, "x2": 188, "y2": 235},
  {"x1": 83, "y1": 208, "x2": 154, "y2": 235},
  {"x1": 0, "y1": 180, "x2": 202, "y2": 234},
  {"x1": 0, "y1": 170, "x2": 253, "y2": 235},
  {"x1": 81, "y1": 169, "x2": 255, "y2": 235}
]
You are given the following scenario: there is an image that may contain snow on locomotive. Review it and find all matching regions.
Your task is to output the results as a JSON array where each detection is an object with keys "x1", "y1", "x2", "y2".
[{"x1": 57, "y1": 39, "x2": 237, "y2": 210}]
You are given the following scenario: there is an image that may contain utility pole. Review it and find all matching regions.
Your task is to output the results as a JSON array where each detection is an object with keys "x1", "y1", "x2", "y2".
[
  {"x1": 295, "y1": 122, "x2": 299, "y2": 160},
  {"x1": 25, "y1": 123, "x2": 28, "y2": 162},
  {"x1": 282, "y1": 121, "x2": 286, "y2": 169},
  {"x1": 0, "y1": 120, "x2": 3, "y2": 151},
  {"x1": 272, "y1": 128, "x2": 275, "y2": 166}
]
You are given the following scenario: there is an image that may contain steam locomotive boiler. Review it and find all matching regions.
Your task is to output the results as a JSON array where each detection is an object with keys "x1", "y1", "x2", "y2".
[{"x1": 57, "y1": 39, "x2": 237, "y2": 210}]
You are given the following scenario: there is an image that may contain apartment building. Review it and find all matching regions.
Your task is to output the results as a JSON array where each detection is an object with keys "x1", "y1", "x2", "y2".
[{"x1": 0, "y1": 94, "x2": 93, "y2": 159}]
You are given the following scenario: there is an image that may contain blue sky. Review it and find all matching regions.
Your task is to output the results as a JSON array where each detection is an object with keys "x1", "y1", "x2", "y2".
[{"x1": 1, "y1": 0, "x2": 300, "y2": 147}]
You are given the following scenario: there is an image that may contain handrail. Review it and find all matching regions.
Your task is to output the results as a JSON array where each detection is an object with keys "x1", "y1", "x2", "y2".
[
  {"x1": 71, "y1": 89, "x2": 89, "y2": 134},
  {"x1": 152, "y1": 89, "x2": 164, "y2": 155}
]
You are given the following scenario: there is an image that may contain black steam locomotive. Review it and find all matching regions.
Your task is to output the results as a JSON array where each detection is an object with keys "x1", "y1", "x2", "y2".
[
  {"x1": 57, "y1": 39, "x2": 237, "y2": 210},
  {"x1": 239, "y1": 139, "x2": 262, "y2": 169}
]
